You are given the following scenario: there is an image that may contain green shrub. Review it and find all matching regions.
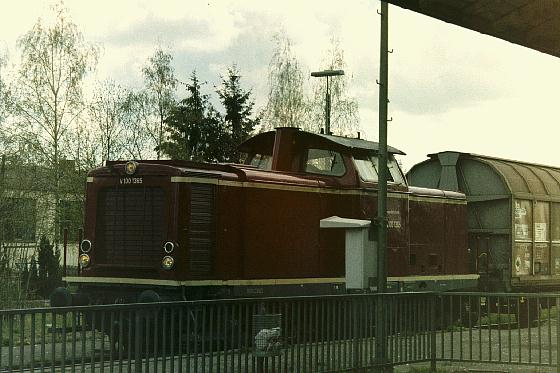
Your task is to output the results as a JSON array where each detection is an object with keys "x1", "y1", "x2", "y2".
[{"x1": 36, "y1": 236, "x2": 62, "y2": 298}]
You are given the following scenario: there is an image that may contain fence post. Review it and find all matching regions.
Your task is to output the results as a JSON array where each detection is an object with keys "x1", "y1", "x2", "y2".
[
  {"x1": 557, "y1": 297, "x2": 560, "y2": 373},
  {"x1": 353, "y1": 297, "x2": 360, "y2": 370},
  {"x1": 374, "y1": 294, "x2": 391, "y2": 372},
  {"x1": 77, "y1": 228, "x2": 83, "y2": 275},
  {"x1": 63, "y1": 228, "x2": 68, "y2": 278},
  {"x1": 430, "y1": 295, "x2": 437, "y2": 373},
  {"x1": 135, "y1": 310, "x2": 142, "y2": 373},
  {"x1": 256, "y1": 357, "x2": 264, "y2": 373}
]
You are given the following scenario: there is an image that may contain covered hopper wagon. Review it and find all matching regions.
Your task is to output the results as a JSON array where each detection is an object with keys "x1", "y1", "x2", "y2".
[{"x1": 408, "y1": 151, "x2": 560, "y2": 294}]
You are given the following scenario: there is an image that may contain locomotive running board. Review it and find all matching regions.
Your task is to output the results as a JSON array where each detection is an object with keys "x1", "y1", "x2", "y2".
[
  {"x1": 62, "y1": 276, "x2": 346, "y2": 287},
  {"x1": 63, "y1": 274, "x2": 479, "y2": 290}
]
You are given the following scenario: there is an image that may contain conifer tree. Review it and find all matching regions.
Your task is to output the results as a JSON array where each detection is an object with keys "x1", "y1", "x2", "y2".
[
  {"x1": 160, "y1": 71, "x2": 219, "y2": 161},
  {"x1": 37, "y1": 236, "x2": 61, "y2": 297},
  {"x1": 216, "y1": 65, "x2": 259, "y2": 162}
]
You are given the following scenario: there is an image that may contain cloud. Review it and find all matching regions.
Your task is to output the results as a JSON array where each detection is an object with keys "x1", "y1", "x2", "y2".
[
  {"x1": 6, "y1": 0, "x2": 560, "y2": 177},
  {"x1": 99, "y1": 13, "x2": 242, "y2": 54},
  {"x1": 101, "y1": 15, "x2": 207, "y2": 48}
]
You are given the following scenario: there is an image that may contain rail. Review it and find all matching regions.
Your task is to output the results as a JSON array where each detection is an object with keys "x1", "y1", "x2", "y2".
[{"x1": 1, "y1": 292, "x2": 559, "y2": 372}]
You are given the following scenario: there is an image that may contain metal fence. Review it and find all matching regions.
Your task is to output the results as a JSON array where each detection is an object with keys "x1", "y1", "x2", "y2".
[{"x1": 1, "y1": 292, "x2": 560, "y2": 372}]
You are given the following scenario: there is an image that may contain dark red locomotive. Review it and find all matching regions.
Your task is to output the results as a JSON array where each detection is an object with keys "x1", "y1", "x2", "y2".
[{"x1": 60, "y1": 127, "x2": 475, "y2": 304}]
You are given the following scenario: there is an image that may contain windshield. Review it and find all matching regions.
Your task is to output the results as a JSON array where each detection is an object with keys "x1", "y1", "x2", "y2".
[
  {"x1": 353, "y1": 154, "x2": 406, "y2": 185},
  {"x1": 304, "y1": 148, "x2": 346, "y2": 177}
]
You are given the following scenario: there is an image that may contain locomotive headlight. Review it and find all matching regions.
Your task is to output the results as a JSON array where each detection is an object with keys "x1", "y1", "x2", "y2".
[
  {"x1": 162, "y1": 256, "x2": 174, "y2": 270},
  {"x1": 163, "y1": 241, "x2": 174, "y2": 254},
  {"x1": 79, "y1": 254, "x2": 91, "y2": 268},
  {"x1": 80, "y1": 239, "x2": 92, "y2": 253},
  {"x1": 125, "y1": 160, "x2": 138, "y2": 175}
]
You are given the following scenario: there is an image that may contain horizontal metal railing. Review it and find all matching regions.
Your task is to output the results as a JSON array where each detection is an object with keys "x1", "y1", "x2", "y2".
[
  {"x1": 1, "y1": 292, "x2": 559, "y2": 372},
  {"x1": 435, "y1": 292, "x2": 560, "y2": 370}
]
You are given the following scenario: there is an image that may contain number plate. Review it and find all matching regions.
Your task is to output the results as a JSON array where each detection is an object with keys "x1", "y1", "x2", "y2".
[{"x1": 119, "y1": 177, "x2": 143, "y2": 185}]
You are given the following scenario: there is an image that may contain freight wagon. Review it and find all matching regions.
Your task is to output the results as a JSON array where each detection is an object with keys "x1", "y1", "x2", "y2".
[
  {"x1": 408, "y1": 151, "x2": 560, "y2": 324},
  {"x1": 408, "y1": 151, "x2": 560, "y2": 293}
]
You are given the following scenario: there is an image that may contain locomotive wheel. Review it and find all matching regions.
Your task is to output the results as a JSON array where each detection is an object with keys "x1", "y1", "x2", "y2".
[
  {"x1": 111, "y1": 310, "x2": 178, "y2": 358},
  {"x1": 111, "y1": 291, "x2": 177, "y2": 358}
]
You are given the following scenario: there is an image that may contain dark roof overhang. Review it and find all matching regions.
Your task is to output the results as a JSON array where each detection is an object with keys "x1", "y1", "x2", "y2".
[
  {"x1": 387, "y1": 0, "x2": 560, "y2": 59},
  {"x1": 238, "y1": 129, "x2": 406, "y2": 155}
]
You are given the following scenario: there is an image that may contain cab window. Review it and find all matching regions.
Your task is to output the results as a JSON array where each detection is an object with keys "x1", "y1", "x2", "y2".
[
  {"x1": 388, "y1": 156, "x2": 406, "y2": 184},
  {"x1": 248, "y1": 154, "x2": 272, "y2": 170},
  {"x1": 304, "y1": 149, "x2": 346, "y2": 177},
  {"x1": 354, "y1": 156, "x2": 379, "y2": 182},
  {"x1": 353, "y1": 154, "x2": 406, "y2": 185}
]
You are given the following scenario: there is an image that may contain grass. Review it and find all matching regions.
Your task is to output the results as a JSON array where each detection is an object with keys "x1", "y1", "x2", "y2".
[
  {"x1": 479, "y1": 312, "x2": 516, "y2": 325},
  {"x1": 444, "y1": 303, "x2": 559, "y2": 332},
  {"x1": 540, "y1": 305, "x2": 558, "y2": 319},
  {"x1": 403, "y1": 368, "x2": 449, "y2": 373}
]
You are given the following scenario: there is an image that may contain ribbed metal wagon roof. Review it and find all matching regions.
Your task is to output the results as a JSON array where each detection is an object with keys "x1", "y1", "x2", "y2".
[{"x1": 429, "y1": 152, "x2": 560, "y2": 197}]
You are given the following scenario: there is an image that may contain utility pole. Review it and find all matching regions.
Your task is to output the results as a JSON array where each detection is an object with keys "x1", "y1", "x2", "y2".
[{"x1": 375, "y1": 0, "x2": 390, "y2": 371}]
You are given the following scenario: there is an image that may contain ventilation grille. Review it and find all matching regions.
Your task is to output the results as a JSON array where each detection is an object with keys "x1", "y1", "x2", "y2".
[
  {"x1": 96, "y1": 187, "x2": 165, "y2": 266},
  {"x1": 188, "y1": 184, "x2": 215, "y2": 276}
]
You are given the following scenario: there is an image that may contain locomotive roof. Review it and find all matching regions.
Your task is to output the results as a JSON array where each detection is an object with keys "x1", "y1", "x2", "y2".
[
  {"x1": 238, "y1": 128, "x2": 406, "y2": 155},
  {"x1": 425, "y1": 151, "x2": 560, "y2": 198}
]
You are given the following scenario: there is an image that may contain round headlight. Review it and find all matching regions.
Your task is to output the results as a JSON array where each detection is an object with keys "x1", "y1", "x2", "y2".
[
  {"x1": 164, "y1": 241, "x2": 174, "y2": 254},
  {"x1": 80, "y1": 239, "x2": 92, "y2": 253},
  {"x1": 125, "y1": 161, "x2": 138, "y2": 175},
  {"x1": 79, "y1": 254, "x2": 91, "y2": 268},
  {"x1": 162, "y1": 256, "x2": 174, "y2": 270}
]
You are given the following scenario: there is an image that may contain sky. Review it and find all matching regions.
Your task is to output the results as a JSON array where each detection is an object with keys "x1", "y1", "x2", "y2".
[{"x1": 2, "y1": 0, "x2": 560, "y2": 171}]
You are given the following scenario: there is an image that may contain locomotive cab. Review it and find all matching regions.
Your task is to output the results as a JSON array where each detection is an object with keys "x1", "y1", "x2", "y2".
[{"x1": 240, "y1": 127, "x2": 408, "y2": 189}]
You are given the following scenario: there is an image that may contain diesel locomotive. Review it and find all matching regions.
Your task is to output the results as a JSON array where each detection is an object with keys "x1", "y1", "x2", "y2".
[{"x1": 54, "y1": 127, "x2": 477, "y2": 306}]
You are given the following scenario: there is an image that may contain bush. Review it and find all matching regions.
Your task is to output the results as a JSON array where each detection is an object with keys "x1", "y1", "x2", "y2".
[
  {"x1": 36, "y1": 236, "x2": 62, "y2": 298},
  {"x1": 0, "y1": 246, "x2": 29, "y2": 309}
]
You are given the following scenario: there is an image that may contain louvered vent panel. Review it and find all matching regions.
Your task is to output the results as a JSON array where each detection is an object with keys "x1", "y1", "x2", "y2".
[
  {"x1": 189, "y1": 184, "x2": 215, "y2": 276},
  {"x1": 97, "y1": 187, "x2": 165, "y2": 266}
]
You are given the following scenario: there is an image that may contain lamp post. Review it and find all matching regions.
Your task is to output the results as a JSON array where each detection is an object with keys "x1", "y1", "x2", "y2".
[{"x1": 311, "y1": 69, "x2": 344, "y2": 135}]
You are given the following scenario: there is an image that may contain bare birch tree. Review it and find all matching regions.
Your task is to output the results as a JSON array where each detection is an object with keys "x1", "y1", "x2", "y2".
[
  {"x1": 0, "y1": 51, "x2": 9, "y2": 128},
  {"x1": 12, "y1": 3, "x2": 98, "y2": 245},
  {"x1": 142, "y1": 47, "x2": 177, "y2": 159},
  {"x1": 88, "y1": 79, "x2": 128, "y2": 163},
  {"x1": 309, "y1": 37, "x2": 359, "y2": 136},
  {"x1": 121, "y1": 90, "x2": 156, "y2": 159},
  {"x1": 263, "y1": 32, "x2": 309, "y2": 130}
]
